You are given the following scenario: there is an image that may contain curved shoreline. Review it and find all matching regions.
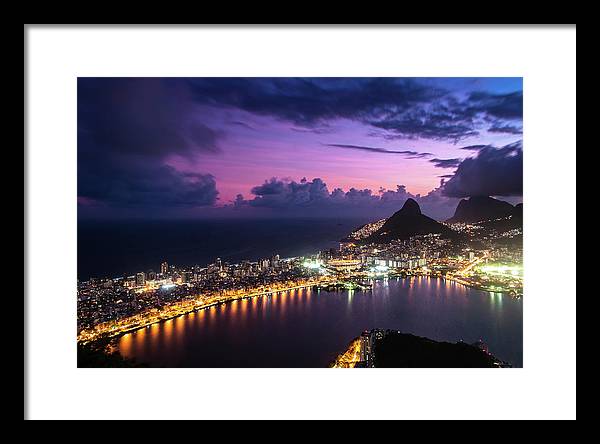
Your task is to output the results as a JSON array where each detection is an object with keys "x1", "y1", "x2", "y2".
[
  {"x1": 80, "y1": 274, "x2": 518, "y2": 345},
  {"x1": 78, "y1": 282, "x2": 322, "y2": 344}
]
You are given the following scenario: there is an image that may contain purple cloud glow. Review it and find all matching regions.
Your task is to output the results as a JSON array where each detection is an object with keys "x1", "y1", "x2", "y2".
[{"x1": 78, "y1": 77, "x2": 523, "y2": 221}]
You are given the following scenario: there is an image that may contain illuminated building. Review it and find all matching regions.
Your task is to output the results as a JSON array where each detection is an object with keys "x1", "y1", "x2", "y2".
[
  {"x1": 360, "y1": 330, "x2": 375, "y2": 366},
  {"x1": 135, "y1": 272, "x2": 146, "y2": 287},
  {"x1": 260, "y1": 259, "x2": 270, "y2": 270},
  {"x1": 123, "y1": 276, "x2": 136, "y2": 288},
  {"x1": 339, "y1": 241, "x2": 355, "y2": 252},
  {"x1": 160, "y1": 261, "x2": 169, "y2": 276},
  {"x1": 184, "y1": 271, "x2": 193, "y2": 283},
  {"x1": 347, "y1": 219, "x2": 386, "y2": 241},
  {"x1": 326, "y1": 258, "x2": 362, "y2": 273}
]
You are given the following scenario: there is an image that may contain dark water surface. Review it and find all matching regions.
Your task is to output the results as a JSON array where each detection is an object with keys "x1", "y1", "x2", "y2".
[
  {"x1": 117, "y1": 277, "x2": 523, "y2": 368},
  {"x1": 78, "y1": 218, "x2": 370, "y2": 280}
]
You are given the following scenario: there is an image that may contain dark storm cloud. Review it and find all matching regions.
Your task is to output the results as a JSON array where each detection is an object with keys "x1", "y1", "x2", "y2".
[
  {"x1": 186, "y1": 77, "x2": 444, "y2": 127},
  {"x1": 368, "y1": 97, "x2": 481, "y2": 142},
  {"x1": 466, "y1": 91, "x2": 523, "y2": 119},
  {"x1": 78, "y1": 78, "x2": 221, "y2": 209},
  {"x1": 79, "y1": 78, "x2": 221, "y2": 157},
  {"x1": 442, "y1": 141, "x2": 523, "y2": 198},
  {"x1": 80, "y1": 163, "x2": 218, "y2": 207},
  {"x1": 373, "y1": 91, "x2": 523, "y2": 142},
  {"x1": 325, "y1": 143, "x2": 432, "y2": 158},
  {"x1": 488, "y1": 123, "x2": 523, "y2": 135},
  {"x1": 429, "y1": 158, "x2": 462, "y2": 169},
  {"x1": 185, "y1": 78, "x2": 522, "y2": 143},
  {"x1": 234, "y1": 177, "x2": 460, "y2": 220},
  {"x1": 249, "y1": 177, "x2": 330, "y2": 208},
  {"x1": 242, "y1": 177, "x2": 382, "y2": 211},
  {"x1": 503, "y1": 140, "x2": 524, "y2": 150},
  {"x1": 251, "y1": 178, "x2": 289, "y2": 197}
]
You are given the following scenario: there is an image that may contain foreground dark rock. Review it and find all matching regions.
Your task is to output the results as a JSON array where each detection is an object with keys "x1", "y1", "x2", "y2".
[
  {"x1": 77, "y1": 339, "x2": 148, "y2": 367},
  {"x1": 372, "y1": 331, "x2": 508, "y2": 368}
]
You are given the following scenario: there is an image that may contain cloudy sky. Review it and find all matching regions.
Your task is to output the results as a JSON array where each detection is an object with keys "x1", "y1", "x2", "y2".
[{"x1": 78, "y1": 77, "x2": 523, "y2": 221}]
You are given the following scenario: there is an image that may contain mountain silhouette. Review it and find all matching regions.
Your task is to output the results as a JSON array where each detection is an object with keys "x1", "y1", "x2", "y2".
[
  {"x1": 479, "y1": 201, "x2": 523, "y2": 233},
  {"x1": 361, "y1": 199, "x2": 456, "y2": 244},
  {"x1": 447, "y1": 196, "x2": 516, "y2": 224},
  {"x1": 513, "y1": 202, "x2": 523, "y2": 219}
]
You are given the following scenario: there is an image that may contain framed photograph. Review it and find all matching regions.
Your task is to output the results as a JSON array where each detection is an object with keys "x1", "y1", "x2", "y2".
[
  {"x1": 77, "y1": 76, "x2": 523, "y2": 370},
  {"x1": 25, "y1": 25, "x2": 576, "y2": 420}
]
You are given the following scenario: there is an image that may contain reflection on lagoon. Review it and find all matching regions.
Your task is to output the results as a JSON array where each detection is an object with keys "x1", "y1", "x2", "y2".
[{"x1": 117, "y1": 277, "x2": 523, "y2": 368}]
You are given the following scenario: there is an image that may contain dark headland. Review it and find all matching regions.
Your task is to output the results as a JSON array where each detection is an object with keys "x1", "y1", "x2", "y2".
[
  {"x1": 373, "y1": 332, "x2": 508, "y2": 368},
  {"x1": 359, "y1": 198, "x2": 457, "y2": 244},
  {"x1": 447, "y1": 196, "x2": 521, "y2": 224}
]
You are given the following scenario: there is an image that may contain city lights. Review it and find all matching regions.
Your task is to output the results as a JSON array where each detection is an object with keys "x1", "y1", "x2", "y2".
[
  {"x1": 302, "y1": 260, "x2": 323, "y2": 270},
  {"x1": 478, "y1": 264, "x2": 523, "y2": 277},
  {"x1": 368, "y1": 264, "x2": 390, "y2": 276},
  {"x1": 160, "y1": 283, "x2": 176, "y2": 290}
]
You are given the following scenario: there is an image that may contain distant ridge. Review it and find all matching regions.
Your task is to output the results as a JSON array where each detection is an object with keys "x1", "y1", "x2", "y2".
[
  {"x1": 447, "y1": 196, "x2": 516, "y2": 224},
  {"x1": 480, "y1": 201, "x2": 523, "y2": 234},
  {"x1": 359, "y1": 199, "x2": 456, "y2": 244}
]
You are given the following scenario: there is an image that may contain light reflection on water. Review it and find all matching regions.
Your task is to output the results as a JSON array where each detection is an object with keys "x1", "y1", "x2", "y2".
[{"x1": 117, "y1": 277, "x2": 523, "y2": 368}]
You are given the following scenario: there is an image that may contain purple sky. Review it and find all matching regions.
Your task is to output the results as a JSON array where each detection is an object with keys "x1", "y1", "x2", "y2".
[{"x1": 78, "y1": 78, "x2": 523, "y2": 221}]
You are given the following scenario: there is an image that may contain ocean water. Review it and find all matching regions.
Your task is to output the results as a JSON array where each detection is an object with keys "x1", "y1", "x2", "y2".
[{"x1": 77, "y1": 218, "x2": 371, "y2": 280}]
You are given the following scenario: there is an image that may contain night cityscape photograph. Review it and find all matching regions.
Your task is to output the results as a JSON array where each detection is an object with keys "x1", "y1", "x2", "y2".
[
  {"x1": 76, "y1": 77, "x2": 524, "y2": 369},
  {"x1": 26, "y1": 24, "x2": 576, "y2": 421}
]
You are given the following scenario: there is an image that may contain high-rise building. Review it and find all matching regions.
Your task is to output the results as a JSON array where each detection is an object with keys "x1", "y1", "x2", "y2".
[
  {"x1": 271, "y1": 254, "x2": 280, "y2": 267},
  {"x1": 124, "y1": 276, "x2": 136, "y2": 288},
  {"x1": 360, "y1": 330, "x2": 373, "y2": 366},
  {"x1": 160, "y1": 261, "x2": 169, "y2": 275},
  {"x1": 135, "y1": 272, "x2": 145, "y2": 287}
]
